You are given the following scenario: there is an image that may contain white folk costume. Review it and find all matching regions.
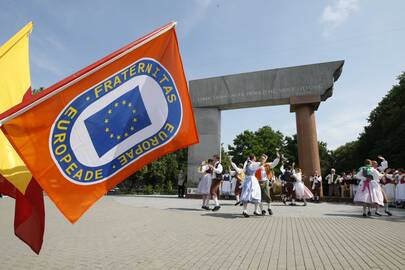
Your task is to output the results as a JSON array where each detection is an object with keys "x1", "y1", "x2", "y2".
[
  {"x1": 382, "y1": 174, "x2": 396, "y2": 204},
  {"x1": 310, "y1": 175, "x2": 322, "y2": 202},
  {"x1": 230, "y1": 161, "x2": 244, "y2": 204},
  {"x1": 294, "y1": 172, "x2": 314, "y2": 203},
  {"x1": 353, "y1": 166, "x2": 384, "y2": 208},
  {"x1": 256, "y1": 157, "x2": 279, "y2": 215},
  {"x1": 197, "y1": 165, "x2": 212, "y2": 195},
  {"x1": 395, "y1": 174, "x2": 405, "y2": 204},
  {"x1": 197, "y1": 163, "x2": 213, "y2": 209},
  {"x1": 375, "y1": 158, "x2": 393, "y2": 215},
  {"x1": 240, "y1": 160, "x2": 261, "y2": 216}
]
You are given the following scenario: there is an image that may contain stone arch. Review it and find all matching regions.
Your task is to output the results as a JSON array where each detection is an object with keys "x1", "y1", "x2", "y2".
[{"x1": 187, "y1": 60, "x2": 344, "y2": 196}]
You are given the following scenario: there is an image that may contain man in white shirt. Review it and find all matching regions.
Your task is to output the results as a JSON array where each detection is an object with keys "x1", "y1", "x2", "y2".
[
  {"x1": 209, "y1": 154, "x2": 223, "y2": 211},
  {"x1": 310, "y1": 170, "x2": 322, "y2": 202},
  {"x1": 326, "y1": 169, "x2": 339, "y2": 196}
]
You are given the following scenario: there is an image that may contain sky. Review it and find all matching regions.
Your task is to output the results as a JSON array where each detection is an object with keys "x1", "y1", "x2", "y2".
[{"x1": 0, "y1": 0, "x2": 404, "y2": 150}]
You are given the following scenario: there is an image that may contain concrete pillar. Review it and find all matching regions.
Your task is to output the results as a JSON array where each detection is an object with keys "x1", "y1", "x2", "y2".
[
  {"x1": 290, "y1": 95, "x2": 323, "y2": 197},
  {"x1": 187, "y1": 108, "x2": 221, "y2": 188}
]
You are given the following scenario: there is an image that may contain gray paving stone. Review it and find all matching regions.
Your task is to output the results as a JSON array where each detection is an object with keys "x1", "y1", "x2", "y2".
[{"x1": 0, "y1": 196, "x2": 404, "y2": 270}]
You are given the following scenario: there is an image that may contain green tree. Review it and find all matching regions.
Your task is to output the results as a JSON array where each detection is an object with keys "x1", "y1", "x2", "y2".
[
  {"x1": 227, "y1": 126, "x2": 284, "y2": 165},
  {"x1": 331, "y1": 141, "x2": 361, "y2": 173},
  {"x1": 119, "y1": 148, "x2": 187, "y2": 194}
]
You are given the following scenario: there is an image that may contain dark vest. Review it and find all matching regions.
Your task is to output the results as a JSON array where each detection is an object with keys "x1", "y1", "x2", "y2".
[
  {"x1": 281, "y1": 171, "x2": 294, "y2": 183},
  {"x1": 214, "y1": 162, "x2": 223, "y2": 180}
]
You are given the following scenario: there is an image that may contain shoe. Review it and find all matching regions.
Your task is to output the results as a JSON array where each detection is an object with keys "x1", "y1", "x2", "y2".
[
  {"x1": 375, "y1": 212, "x2": 382, "y2": 216},
  {"x1": 303, "y1": 202, "x2": 307, "y2": 206},
  {"x1": 234, "y1": 201, "x2": 240, "y2": 206},
  {"x1": 289, "y1": 203, "x2": 296, "y2": 206},
  {"x1": 201, "y1": 206, "x2": 210, "y2": 210},
  {"x1": 385, "y1": 210, "x2": 392, "y2": 216},
  {"x1": 367, "y1": 211, "x2": 372, "y2": 216},
  {"x1": 261, "y1": 210, "x2": 266, "y2": 215},
  {"x1": 363, "y1": 213, "x2": 367, "y2": 217},
  {"x1": 239, "y1": 202, "x2": 243, "y2": 206},
  {"x1": 268, "y1": 208, "x2": 273, "y2": 215},
  {"x1": 243, "y1": 211, "x2": 249, "y2": 218},
  {"x1": 254, "y1": 211, "x2": 261, "y2": 216},
  {"x1": 212, "y1": 206, "x2": 221, "y2": 212}
]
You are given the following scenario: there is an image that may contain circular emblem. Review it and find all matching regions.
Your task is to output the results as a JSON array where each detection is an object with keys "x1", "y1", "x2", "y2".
[{"x1": 49, "y1": 58, "x2": 182, "y2": 185}]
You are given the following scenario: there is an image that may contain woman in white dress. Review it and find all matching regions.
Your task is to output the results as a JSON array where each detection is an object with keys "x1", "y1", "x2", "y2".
[
  {"x1": 197, "y1": 159, "x2": 214, "y2": 210},
  {"x1": 353, "y1": 159, "x2": 384, "y2": 216},
  {"x1": 395, "y1": 169, "x2": 405, "y2": 207},
  {"x1": 240, "y1": 154, "x2": 264, "y2": 217},
  {"x1": 382, "y1": 170, "x2": 396, "y2": 205},
  {"x1": 293, "y1": 168, "x2": 314, "y2": 206}
]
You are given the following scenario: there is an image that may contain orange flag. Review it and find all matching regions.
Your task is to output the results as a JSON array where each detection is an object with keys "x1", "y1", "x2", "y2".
[
  {"x1": 0, "y1": 22, "x2": 44, "y2": 254},
  {"x1": 0, "y1": 22, "x2": 198, "y2": 223}
]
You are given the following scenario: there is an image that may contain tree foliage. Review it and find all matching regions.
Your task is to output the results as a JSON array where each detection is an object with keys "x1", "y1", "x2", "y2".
[
  {"x1": 118, "y1": 148, "x2": 187, "y2": 193},
  {"x1": 227, "y1": 126, "x2": 333, "y2": 176},
  {"x1": 332, "y1": 72, "x2": 405, "y2": 171},
  {"x1": 227, "y1": 126, "x2": 284, "y2": 166}
]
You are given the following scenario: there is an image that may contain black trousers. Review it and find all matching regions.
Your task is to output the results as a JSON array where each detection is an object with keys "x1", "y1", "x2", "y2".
[{"x1": 178, "y1": 185, "x2": 185, "y2": 197}]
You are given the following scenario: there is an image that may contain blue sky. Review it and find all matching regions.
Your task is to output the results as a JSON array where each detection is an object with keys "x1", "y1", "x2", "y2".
[{"x1": 1, "y1": 0, "x2": 404, "y2": 150}]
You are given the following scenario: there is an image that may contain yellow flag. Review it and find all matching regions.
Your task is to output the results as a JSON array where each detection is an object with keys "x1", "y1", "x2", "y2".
[{"x1": 0, "y1": 22, "x2": 33, "y2": 194}]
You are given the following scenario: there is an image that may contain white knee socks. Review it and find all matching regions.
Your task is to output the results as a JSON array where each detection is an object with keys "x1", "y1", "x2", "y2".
[{"x1": 213, "y1": 196, "x2": 219, "y2": 206}]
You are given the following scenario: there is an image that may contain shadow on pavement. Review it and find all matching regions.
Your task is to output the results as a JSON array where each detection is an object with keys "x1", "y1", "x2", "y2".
[
  {"x1": 167, "y1": 207, "x2": 205, "y2": 212},
  {"x1": 202, "y1": 212, "x2": 243, "y2": 219},
  {"x1": 323, "y1": 213, "x2": 405, "y2": 222}
]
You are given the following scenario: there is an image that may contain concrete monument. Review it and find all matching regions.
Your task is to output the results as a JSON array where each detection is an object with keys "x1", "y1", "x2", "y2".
[{"x1": 187, "y1": 60, "x2": 344, "y2": 196}]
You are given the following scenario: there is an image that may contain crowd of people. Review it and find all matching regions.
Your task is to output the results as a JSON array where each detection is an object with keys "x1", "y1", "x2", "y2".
[
  {"x1": 196, "y1": 151, "x2": 318, "y2": 217},
  {"x1": 196, "y1": 153, "x2": 405, "y2": 217},
  {"x1": 324, "y1": 156, "x2": 405, "y2": 211}
]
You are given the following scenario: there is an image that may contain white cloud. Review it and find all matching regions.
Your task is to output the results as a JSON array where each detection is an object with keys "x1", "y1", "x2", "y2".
[
  {"x1": 179, "y1": 0, "x2": 212, "y2": 38},
  {"x1": 321, "y1": 0, "x2": 359, "y2": 35}
]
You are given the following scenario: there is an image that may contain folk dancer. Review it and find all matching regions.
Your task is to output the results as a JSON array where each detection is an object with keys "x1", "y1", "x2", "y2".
[
  {"x1": 256, "y1": 153, "x2": 280, "y2": 215},
  {"x1": 230, "y1": 158, "x2": 245, "y2": 206},
  {"x1": 353, "y1": 159, "x2": 384, "y2": 217},
  {"x1": 381, "y1": 169, "x2": 396, "y2": 207},
  {"x1": 210, "y1": 154, "x2": 223, "y2": 211},
  {"x1": 197, "y1": 159, "x2": 214, "y2": 210},
  {"x1": 280, "y1": 164, "x2": 296, "y2": 206},
  {"x1": 279, "y1": 162, "x2": 289, "y2": 204},
  {"x1": 240, "y1": 154, "x2": 264, "y2": 217},
  {"x1": 372, "y1": 157, "x2": 392, "y2": 215},
  {"x1": 310, "y1": 170, "x2": 322, "y2": 203},
  {"x1": 293, "y1": 168, "x2": 314, "y2": 206}
]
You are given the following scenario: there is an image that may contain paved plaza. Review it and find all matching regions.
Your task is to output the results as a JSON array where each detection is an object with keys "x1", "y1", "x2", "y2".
[{"x1": 1, "y1": 196, "x2": 405, "y2": 270}]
